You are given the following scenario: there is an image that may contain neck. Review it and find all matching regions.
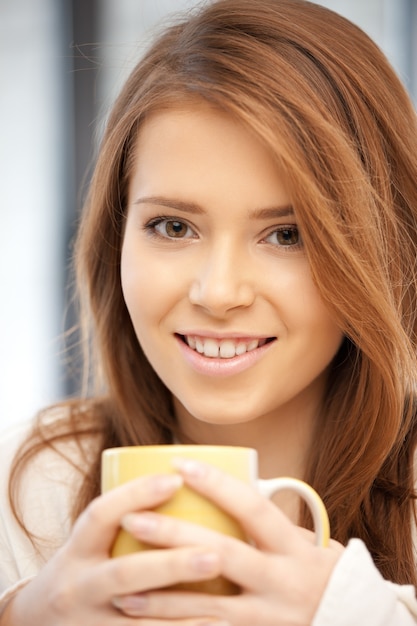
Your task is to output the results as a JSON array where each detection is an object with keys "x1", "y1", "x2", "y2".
[
  {"x1": 175, "y1": 399, "x2": 319, "y2": 525},
  {"x1": 174, "y1": 397, "x2": 318, "y2": 482}
]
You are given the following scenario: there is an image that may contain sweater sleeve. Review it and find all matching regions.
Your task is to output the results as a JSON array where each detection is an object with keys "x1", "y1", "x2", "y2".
[
  {"x1": 0, "y1": 417, "x2": 86, "y2": 613},
  {"x1": 313, "y1": 538, "x2": 417, "y2": 626},
  {"x1": 0, "y1": 578, "x2": 34, "y2": 616},
  {"x1": 1, "y1": 420, "x2": 417, "y2": 623}
]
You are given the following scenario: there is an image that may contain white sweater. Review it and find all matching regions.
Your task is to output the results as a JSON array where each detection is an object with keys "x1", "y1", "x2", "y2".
[{"x1": 1, "y1": 419, "x2": 417, "y2": 624}]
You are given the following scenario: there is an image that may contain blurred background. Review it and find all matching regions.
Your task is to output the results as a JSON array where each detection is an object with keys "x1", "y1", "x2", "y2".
[{"x1": 1, "y1": 0, "x2": 416, "y2": 432}]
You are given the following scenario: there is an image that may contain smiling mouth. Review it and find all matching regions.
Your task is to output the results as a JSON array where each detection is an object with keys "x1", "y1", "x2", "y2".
[{"x1": 177, "y1": 334, "x2": 276, "y2": 359}]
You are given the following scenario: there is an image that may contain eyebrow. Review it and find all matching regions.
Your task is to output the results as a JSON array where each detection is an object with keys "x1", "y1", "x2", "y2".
[
  {"x1": 133, "y1": 196, "x2": 294, "y2": 220},
  {"x1": 134, "y1": 196, "x2": 204, "y2": 214}
]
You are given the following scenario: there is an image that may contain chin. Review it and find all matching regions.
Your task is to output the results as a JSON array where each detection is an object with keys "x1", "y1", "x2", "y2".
[{"x1": 183, "y1": 404, "x2": 259, "y2": 427}]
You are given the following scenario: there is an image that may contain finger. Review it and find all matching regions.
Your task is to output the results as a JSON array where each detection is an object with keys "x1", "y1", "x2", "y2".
[
  {"x1": 121, "y1": 511, "x2": 279, "y2": 592},
  {"x1": 114, "y1": 614, "x2": 230, "y2": 626},
  {"x1": 81, "y1": 546, "x2": 222, "y2": 603},
  {"x1": 112, "y1": 589, "x2": 229, "y2": 621},
  {"x1": 172, "y1": 458, "x2": 300, "y2": 552},
  {"x1": 70, "y1": 473, "x2": 183, "y2": 556}
]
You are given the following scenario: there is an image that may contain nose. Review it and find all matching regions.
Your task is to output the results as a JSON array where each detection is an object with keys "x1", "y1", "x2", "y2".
[{"x1": 188, "y1": 243, "x2": 255, "y2": 317}]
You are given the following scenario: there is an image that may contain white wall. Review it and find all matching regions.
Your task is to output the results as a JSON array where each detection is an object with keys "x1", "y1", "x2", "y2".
[{"x1": 0, "y1": 0, "x2": 65, "y2": 431}]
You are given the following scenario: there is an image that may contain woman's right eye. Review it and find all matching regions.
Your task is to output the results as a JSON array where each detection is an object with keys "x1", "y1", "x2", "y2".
[{"x1": 145, "y1": 217, "x2": 197, "y2": 239}]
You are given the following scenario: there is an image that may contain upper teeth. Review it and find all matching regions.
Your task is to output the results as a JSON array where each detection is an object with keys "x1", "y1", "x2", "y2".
[{"x1": 186, "y1": 336, "x2": 266, "y2": 358}]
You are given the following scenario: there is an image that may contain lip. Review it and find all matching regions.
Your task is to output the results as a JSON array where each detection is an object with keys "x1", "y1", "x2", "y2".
[
  {"x1": 175, "y1": 329, "x2": 273, "y2": 340},
  {"x1": 175, "y1": 333, "x2": 276, "y2": 377}
]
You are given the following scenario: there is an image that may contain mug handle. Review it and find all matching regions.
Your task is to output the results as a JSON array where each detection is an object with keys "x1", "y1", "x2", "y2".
[{"x1": 257, "y1": 477, "x2": 330, "y2": 547}]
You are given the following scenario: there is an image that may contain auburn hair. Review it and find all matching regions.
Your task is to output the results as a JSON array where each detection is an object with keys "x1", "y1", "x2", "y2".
[{"x1": 10, "y1": 0, "x2": 417, "y2": 585}]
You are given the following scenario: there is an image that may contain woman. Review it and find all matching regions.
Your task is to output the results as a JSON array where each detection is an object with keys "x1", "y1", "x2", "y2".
[{"x1": 2, "y1": 0, "x2": 417, "y2": 623}]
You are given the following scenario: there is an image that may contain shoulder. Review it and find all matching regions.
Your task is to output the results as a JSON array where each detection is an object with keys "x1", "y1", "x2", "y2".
[
  {"x1": 0, "y1": 419, "x2": 35, "y2": 466},
  {"x1": 1, "y1": 404, "x2": 99, "y2": 487},
  {"x1": 0, "y1": 405, "x2": 101, "y2": 589}
]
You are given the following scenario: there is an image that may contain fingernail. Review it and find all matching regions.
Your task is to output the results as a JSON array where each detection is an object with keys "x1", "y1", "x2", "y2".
[
  {"x1": 172, "y1": 457, "x2": 208, "y2": 479},
  {"x1": 153, "y1": 473, "x2": 183, "y2": 494},
  {"x1": 121, "y1": 512, "x2": 158, "y2": 536},
  {"x1": 191, "y1": 551, "x2": 220, "y2": 574}
]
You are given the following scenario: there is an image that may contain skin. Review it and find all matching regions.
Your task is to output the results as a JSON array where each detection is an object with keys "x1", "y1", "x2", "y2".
[
  {"x1": 121, "y1": 104, "x2": 344, "y2": 482},
  {"x1": 2, "y1": 105, "x2": 345, "y2": 625},
  {"x1": 4, "y1": 467, "x2": 343, "y2": 626}
]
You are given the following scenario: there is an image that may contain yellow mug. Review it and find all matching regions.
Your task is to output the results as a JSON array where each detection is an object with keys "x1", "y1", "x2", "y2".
[{"x1": 101, "y1": 445, "x2": 330, "y2": 595}]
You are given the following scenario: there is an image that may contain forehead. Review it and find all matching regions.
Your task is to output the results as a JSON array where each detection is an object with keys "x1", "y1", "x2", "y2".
[{"x1": 128, "y1": 104, "x2": 292, "y2": 214}]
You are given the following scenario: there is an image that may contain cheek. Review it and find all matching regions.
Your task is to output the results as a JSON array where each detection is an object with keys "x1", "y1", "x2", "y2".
[
  {"x1": 273, "y1": 268, "x2": 341, "y2": 342},
  {"x1": 120, "y1": 242, "x2": 175, "y2": 331},
  {"x1": 268, "y1": 265, "x2": 320, "y2": 321},
  {"x1": 121, "y1": 243, "x2": 151, "y2": 323}
]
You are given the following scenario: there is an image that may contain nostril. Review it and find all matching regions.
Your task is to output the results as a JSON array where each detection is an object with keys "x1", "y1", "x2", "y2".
[{"x1": 188, "y1": 272, "x2": 255, "y2": 314}]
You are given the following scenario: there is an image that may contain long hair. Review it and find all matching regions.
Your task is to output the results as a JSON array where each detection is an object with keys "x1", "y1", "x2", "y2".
[{"x1": 10, "y1": 0, "x2": 417, "y2": 585}]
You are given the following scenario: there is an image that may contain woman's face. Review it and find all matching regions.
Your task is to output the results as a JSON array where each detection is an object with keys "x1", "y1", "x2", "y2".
[{"x1": 121, "y1": 104, "x2": 343, "y2": 438}]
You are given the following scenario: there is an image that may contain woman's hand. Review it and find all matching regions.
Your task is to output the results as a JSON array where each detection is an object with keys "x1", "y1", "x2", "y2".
[
  {"x1": 113, "y1": 458, "x2": 344, "y2": 626},
  {"x1": 3, "y1": 460, "x2": 343, "y2": 626},
  {"x1": 2, "y1": 472, "x2": 227, "y2": 626}
]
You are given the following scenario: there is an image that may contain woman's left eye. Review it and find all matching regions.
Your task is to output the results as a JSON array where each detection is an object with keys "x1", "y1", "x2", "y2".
[
  {"x1": 263, "y1": 226, "x2": 301, "y2": 247},
  {"x1": 148, "y1": 218, "x2": 196, "y2": 239}
]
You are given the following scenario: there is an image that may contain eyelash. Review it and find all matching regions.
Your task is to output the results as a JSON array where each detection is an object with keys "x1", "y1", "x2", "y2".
[
  {"x1": 143, "y1": 216, "x2": 197, "y2": 240},
  {"x1": 262, "y1": 226, "x2": 302, "y2": 250},
  {"x1": 143, "y1": 216, "x2": 302, "y2": 250}
]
